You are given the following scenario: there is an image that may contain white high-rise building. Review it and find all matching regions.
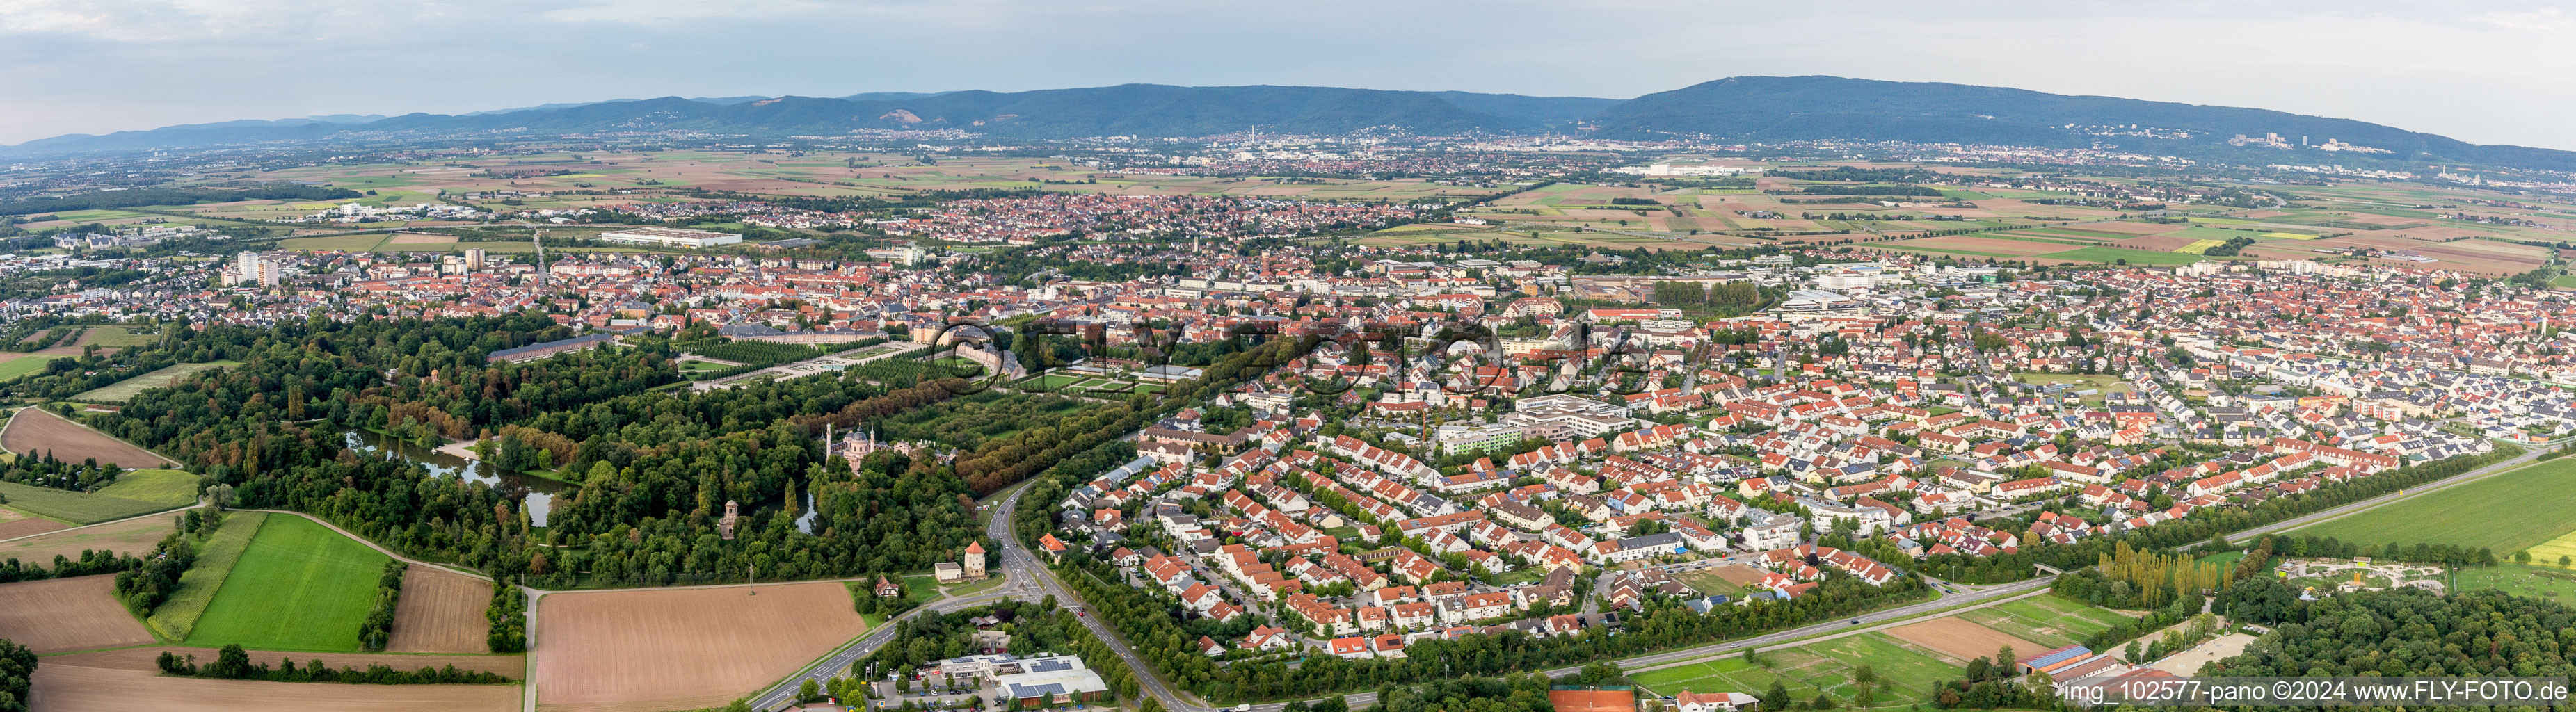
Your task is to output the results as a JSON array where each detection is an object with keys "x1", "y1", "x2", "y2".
[{"x1": 235, "y1": 252, "x2": 278, "y2": 286}]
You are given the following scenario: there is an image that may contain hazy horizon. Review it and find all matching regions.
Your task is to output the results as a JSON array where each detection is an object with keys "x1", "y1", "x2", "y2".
[{"x1": 6, "y1": 0, "x2": 2573, "y2": 151}]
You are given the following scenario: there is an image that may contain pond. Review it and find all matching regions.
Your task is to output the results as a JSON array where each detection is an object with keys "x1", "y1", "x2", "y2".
[{"x1": 339, "y1": 428, "x2": 565, "y2": 526}]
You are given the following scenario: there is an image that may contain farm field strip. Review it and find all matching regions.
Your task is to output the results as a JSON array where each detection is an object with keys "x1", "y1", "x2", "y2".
[
  {"x1": 0, "y1": 574, "x2": 157, "y2": 652},
  {"x1": 2290, "y1": 458, "x2": 2576, "y2": 556},
  {"x1": 0, "y1": 480, "x2": 176, "y2": 524},
  {"x1": 30, "y1": 652, "x2": 520, "y2": 712},
  {"x1": 0, "y1": 405, "x2": 180, "y2": 469},
  {"x1": 0, "y1": 509, "x2": 186, "y2": 563},
  {"x1": 147, "y1": 510, "x2": 269, "y2": 642},
  {"x1": 533, "y1": 582, "x2": 868, "y2": 711},
  {"x1": 385, "y1": 566, "x2": 496, "y2": 654},
  {"x1": 184, "y1": 513, "x2": 391, "y2": 652},
  {"x1": 72, "y1": 360, "x2": 241, "y2": 403}
]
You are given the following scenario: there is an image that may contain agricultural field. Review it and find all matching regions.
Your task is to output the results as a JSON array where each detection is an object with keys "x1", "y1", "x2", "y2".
[
  {"x1": 147, "y1": 510, "x2": 269, "y2": 642},
  {"x1": 184, "y1": 515, "x2": 392, "y2": 652},
  {"x1": 385, "y1": 566, "x2": 497, "y2": 654},
  {"x1": 0, "y1": 406, "x2": 180, "y2": 467},
  {"x1": 2289, "y1": 459, "x2": 2576, "y2": 556},
  {"x1": 0, "y1": 509, "x2": 186, "y2": 563},
  {"x1": 29, "y1": 645, "x2": 519, "y2": 712},
  {"x1": 0, "y1": 480, "x2": 182, "y2": 524},
  {"x1": 1954, "y1": 596, "x2": 2136, "y2": 648},
  {"x1": 0, "y1": 354, "x2": 53, "y2": 382},
  {"x1": 532, "y1": 581, "x2": 869, "y2": 711},
  {"x1": 0, "y1": 503, "x2": 68, "y2": 539},
  {"x1": 96, "y1": 468, "x2": 202, "y2": 505},
  {"x1": 70, "y1": 359, "x2": 241, "y2": 403},
  {"x1": 0, "y1": 574, "x2": 157, "y2": 652},
  {"x1": 1632, "y1": 632, "x2": 1961, "y2": 706}
]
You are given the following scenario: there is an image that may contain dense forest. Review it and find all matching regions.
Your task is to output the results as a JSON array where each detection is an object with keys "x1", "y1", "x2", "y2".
[
  {"x1": 45, "y1": 309, "x2": 1290, "y2": 589},
  {"x1": 2211, "y1": 587, "x2": 2576, "y2": 677}
]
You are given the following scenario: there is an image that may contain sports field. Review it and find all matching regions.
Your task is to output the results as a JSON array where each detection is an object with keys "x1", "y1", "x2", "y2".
[
  {"x1": 184, "y1": 514, "x2": 392, "y2": 652},
  {"x1": 2289, "y1": 458, "x2": 2576, "y2": 557},
  {"x1": 2455, "y1": 564, "x2": 2576, "y2": 600},
  {"x1": 1953, "y1": 596, "x2": 2135, "y2": 648},
  {"x1": 1631, "y1": 632, "x2": 1960, "y2": 706}
]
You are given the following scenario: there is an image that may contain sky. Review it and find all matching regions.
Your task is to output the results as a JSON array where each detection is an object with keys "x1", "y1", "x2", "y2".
[{"x1": 5, "y1": 0, "x2": 2575, "y2": 149}]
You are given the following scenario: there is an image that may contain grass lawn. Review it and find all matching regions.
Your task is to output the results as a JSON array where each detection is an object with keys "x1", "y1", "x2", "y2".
[
  {"x1": 184, "y1": 515, "x2": 392, "y2": 652},
  {"x1": 1679, "y1": 570, "x2": 1745, "y2": 597},
  {"x1": 146, "y1": 510, "x2": 267, "y2": 641},
  {"x1": 1633, "y1": 633, "x2": 1959, "y2": 706},
  {"x1": 2289, "y1": 458, "x2": 2576, "y2": 557},
  {"x1": 1956, "y1": 596, "x2": 2134, "y2": 649},
  {"x1": 95, "y1": 469, "x2": 200, "y2": 506},
  {"x1": 944, "y1": 574, "x2": 1007, "y2": 597},
  {"x1": 2197, "y1": 551, "x2": 2246, "y2": 569},
  {"x1": 86, "y1": 326, "x2": 161, "y2": 348},
  {"x1": 0, "y1": 357, "x2": 52, "y2": 382},
  {"x1": 2011, "y1": 373, "x2": 2132, "y2": 394},
  {"x1": 2453, "y1": 564, "x2": 2576, "y2": 601},
  {"x1": 71, "y1": 360, "x2": 241, "y2": 403},
  {"x1": 903, "y1": 574, "x2": 943, "y2": 600},
  {"x1": 0, "y1": 480, "x2": 179, "y2": 524}
]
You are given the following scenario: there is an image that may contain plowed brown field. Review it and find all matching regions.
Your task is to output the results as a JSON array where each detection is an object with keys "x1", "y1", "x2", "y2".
[
  {"x1": 31, "y1": 646, "x2": 520, "y2": 712},
  {"x1": 533, "y1": 583, "x2": 865, "y2": 711},
  {"x1": 0, "y1": 575, "x2": 154, "y2": 652},
  {"x1": 388, "y1": 566, "x2": 495, "y2": 654},
  {"x1": 0, "y1": 407, "x2": 175, "y2": 467}
]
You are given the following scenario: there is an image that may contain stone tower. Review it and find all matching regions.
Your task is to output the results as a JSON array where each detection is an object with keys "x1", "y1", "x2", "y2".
[{"x1": 963, "y1": 540, "x2": 987, "y2": 578}]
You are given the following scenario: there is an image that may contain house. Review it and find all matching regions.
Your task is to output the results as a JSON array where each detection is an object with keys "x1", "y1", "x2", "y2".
[
  {"x1": 1675, "y1": 690, "x2": 1761, "y2": 712},
  {"x1": 1240, "y1": 625, "x2": 1293, "y2": 652}
]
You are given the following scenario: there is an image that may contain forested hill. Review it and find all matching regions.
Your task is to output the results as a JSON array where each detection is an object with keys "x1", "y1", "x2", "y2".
[
  {"x1": 0, "y1": 85, "x2": 1620, "y2": 155},
  {"x1": 1585, "y1": 76, "x2": 2576, "y2": 171},
  {"x1": 12, "y1": 76, "x2": 2575, "y2": 172}
]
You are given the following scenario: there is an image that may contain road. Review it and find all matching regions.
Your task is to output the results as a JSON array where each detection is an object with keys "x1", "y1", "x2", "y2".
[
  {"x1": 745, "y1": 586, "x2": 1025, "y2": 710},
  {"x1": 985, "y1": 479, "x2": 1223, "y2": 711},
  {"x1": 742, "y1": 476, "x2": 2068, "y2": 712},
  {"x1": 2176, "y1": 444, "x2": 2543, "y2": 551}
]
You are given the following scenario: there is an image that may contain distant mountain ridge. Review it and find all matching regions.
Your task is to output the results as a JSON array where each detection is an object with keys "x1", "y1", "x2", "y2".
[
  {"x1": 6, "y1": 77, "x2": 2569, "y2": 171},
  {"x1": 1587, "y1": 76, "x2": 2576, "y2": 170}
]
